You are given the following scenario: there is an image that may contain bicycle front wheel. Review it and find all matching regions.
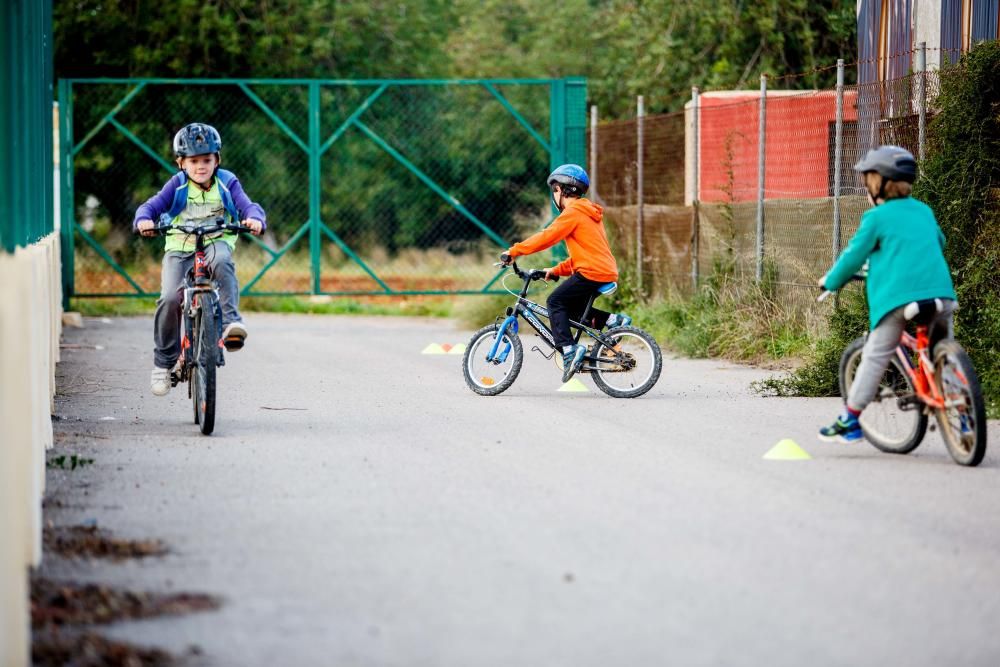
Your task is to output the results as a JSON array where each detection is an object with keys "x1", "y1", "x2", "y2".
[
  {"x1": 462, "y1": 324, "x2": 523, "y2": 396},
  {"x1": 193, "y1": 297, "x2": 218, "y2": 435},
  {"x1": 933, "y1": 340, "x2": 987, "y2": 467},
  {"x1": 840, "y1": 336, "x2": 926, "y2": 454},
  {"x1": 590, "y1": 326, "x2": 662, "y2": 398}
]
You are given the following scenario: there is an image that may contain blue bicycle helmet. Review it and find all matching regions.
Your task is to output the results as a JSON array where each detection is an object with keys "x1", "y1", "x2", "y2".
[
  {"x1": 173, "y1": 123, "x2": 222, "y2": 157},
  {"x1": 547, "y1": 164, "x2": 590, "y2": 196}
]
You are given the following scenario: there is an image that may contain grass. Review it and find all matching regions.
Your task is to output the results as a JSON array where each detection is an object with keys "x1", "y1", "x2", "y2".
[{"x1": 629, "y1": 272, "x2": 814, "y2": 366}]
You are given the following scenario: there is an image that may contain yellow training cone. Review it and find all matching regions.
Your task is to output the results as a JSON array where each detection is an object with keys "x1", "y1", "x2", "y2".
[
  {"x1": 557, "y1": 378, "x2": 589, "y2": 393},
  {"x1": 421, "y1": 343, "x2": 446, "y2": 355},
  {"x1": 448, "y1": 343, "x2": 467, "y2": 355},
  {"x1": 763, "y1": 439, "x2": 812, "y2": 461}
]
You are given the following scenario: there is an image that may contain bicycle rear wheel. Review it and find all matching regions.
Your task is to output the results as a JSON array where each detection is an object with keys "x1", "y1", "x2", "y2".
[
  {"x1": 590, "y1": 326, "x2": 662, "y2": 398},
  {"x1": 462, "y1": 324, "x2": 523, "y2": 396},
  {"x1": 193, "y1": 296, "x2": 218, "y2": 435},
  {"x1": 933, "y1": 340, "x2": 987, "y2": 467},
  {"x1": 840, "y1": 336, "x2": 926, "y2": 454}
]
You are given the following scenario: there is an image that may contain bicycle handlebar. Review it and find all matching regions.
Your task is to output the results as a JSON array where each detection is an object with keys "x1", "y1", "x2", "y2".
[
  {"x1": 493, "y1": 260, "x2": 559, "y2": 283},
  {"x1": 150, "y1": 215, "x2": 253, "y2": 237},
  {"x1": 817, "y1": 273, "x2": 867, "y2": 302}
]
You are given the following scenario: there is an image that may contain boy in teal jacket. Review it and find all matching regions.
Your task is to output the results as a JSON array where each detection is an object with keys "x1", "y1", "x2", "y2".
[{"x1": 818, "y1": 146, "x2": 957, "y2": 443}]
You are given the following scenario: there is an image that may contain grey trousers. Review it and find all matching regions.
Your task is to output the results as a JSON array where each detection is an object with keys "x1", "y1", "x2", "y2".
[
  {"x1": 153, "y1": 243, "x2": 242, "y2": 369},
  {"x1": 847, "y1": 299, "x2": 957, "y2": 412}
]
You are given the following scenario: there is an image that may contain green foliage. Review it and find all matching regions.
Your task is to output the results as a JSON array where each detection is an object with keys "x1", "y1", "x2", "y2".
[
  {"x1": 636, "y1": 262, "x2": 811, "y2": 363},
  {"x1": 55, "y1": 0, "x2": 857, "y2": 119},
  {"x1": 915, "y1": 41, "x2": 1000, "y2": 415},
  {"x1": 752, "y1": 287, "x2": 868, "y2": 397}
]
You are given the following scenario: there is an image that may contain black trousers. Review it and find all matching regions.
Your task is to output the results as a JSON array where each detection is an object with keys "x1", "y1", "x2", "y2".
[{"x1": 546, "y1": 273, "x2": 612, "y2": 349}]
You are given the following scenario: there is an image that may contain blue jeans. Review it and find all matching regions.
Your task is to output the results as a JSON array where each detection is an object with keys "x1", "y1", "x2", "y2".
[{"x1": 153, "y1": 243, "x2": 241, "y2": 369}]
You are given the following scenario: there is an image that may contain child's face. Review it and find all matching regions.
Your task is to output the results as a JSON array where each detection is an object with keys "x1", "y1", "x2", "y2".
[{"x1": 177, "y1": 154, "x2": 219, "y2": 186}]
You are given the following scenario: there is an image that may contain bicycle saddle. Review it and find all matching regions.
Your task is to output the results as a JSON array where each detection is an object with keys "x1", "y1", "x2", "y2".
[
  {"x1": 597, "y1": 282, "x2": 617, "y2": 296},
  {"x1": 903, "y1": 298, "x2": 944, "y2": 325}
]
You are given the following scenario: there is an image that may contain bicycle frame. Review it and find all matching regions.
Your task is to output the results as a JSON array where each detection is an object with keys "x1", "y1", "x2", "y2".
[
  {"x1": 895, "y1": 326, "x2": 950, "y2": 411},
  {"x1": 485, "y1": 269, "x2": 618, "y2": 371}
]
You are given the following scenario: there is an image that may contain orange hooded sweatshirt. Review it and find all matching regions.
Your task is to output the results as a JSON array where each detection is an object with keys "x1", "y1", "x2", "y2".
[{"x1": 506, "y1": 198, "x2": 618, "y2": 282}]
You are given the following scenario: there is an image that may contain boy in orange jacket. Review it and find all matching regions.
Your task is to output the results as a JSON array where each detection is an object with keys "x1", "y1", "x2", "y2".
[{"x1": 500, "y1": 164, "x2": 630, "y2": 382}]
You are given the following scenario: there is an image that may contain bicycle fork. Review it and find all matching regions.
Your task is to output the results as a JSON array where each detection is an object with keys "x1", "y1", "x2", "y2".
[{"x1": 486, "y1": 315, "x2": 518, "y2": 363}]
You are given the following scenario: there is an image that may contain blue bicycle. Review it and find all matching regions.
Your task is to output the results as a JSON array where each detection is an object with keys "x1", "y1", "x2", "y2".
[{"x1": 462, "y1": 262, "x2": 662, "y2": 398}]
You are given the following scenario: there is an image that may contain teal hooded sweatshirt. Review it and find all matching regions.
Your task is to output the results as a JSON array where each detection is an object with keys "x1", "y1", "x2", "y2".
[{"x1": 823, "y1": 197, "x2": 956, "y2": 329}]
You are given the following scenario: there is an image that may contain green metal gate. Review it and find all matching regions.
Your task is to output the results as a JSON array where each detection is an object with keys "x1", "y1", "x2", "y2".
[{"x1": 58, "y1": 78, "x2": 586, "y2": 300}]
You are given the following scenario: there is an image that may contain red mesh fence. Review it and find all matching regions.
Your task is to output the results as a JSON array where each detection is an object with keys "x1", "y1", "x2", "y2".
[{"x1": 591, "y1": 60, "x2": 944, "y2": 305}]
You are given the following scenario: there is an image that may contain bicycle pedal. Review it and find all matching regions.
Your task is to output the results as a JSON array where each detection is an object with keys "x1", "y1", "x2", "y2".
[{"x1": 223, "y1": 336, "x2": 244, "y2": 352}]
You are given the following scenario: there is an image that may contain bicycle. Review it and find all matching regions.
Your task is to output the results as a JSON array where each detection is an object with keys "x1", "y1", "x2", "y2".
[
  {"x1": 149, "y1": 215, "x2": 252, "y2": 435},
  {"x1": 462, "y1": 261, "x2": 662, "y2": 398},
  {"x1": 819, "y1": 278, "x2": 987, "y2": 466}
]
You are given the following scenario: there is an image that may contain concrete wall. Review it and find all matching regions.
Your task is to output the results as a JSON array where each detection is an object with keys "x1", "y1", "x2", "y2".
[{"x1": 0, "y1": 233, "x2": 62, "y2": 666}]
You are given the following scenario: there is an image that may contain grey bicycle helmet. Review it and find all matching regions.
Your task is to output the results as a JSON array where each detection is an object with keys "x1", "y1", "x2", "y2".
[
  {"x1": 173, "y1": 123, "x2": 222, "y2": 157},
  {"x1": 853, "y1": 145, "x2": 917, "y2": 183}
]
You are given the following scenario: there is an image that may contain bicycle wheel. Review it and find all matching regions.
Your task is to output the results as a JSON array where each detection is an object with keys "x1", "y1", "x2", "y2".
[
  {"x1": 933, "y1": 340, "x2": 987, "y2": 467},
  {"x1": 590, "y1": 326, "x2": 662, "y2": 399},
  {"x1": 840, "y1": 336, "x2": 926, "y2": 454},
  {"x1": 462, "y1": 324, "x2": 523, "y2": 396},
  {"x1": 192, "y1": 296, "x2": 218, "y2": 435}
]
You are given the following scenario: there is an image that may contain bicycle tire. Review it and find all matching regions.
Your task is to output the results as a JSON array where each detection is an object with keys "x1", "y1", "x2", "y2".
[
  {"x1": 590, "y1": 326, "x2": 662, "y2": 399},
  {"x1": 462, "y1": 324, "x2": 523, "y2": 396},
  {"x1": 840, "y1": 336, "x2": 926, "y2": 454},
  {"x1": 193, "y1": 296, "x2": 218, "y2": 435},
  {"x1": 933, "y1": 340, "x2": 987, "y2": 467}
]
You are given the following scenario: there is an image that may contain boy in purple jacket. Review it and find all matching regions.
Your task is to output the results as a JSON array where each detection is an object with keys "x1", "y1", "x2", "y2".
[{"x1": 134, "y1": 123, "x2": 265, "y2": 396}]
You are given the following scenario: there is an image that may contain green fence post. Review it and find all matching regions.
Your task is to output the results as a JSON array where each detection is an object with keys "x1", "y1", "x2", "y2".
[
  {"x1": 548, "y1": 77, "x2": 588, "y2": 263},
  {"x1": 309, "y1": 82, "x2": 321, "y2": 294},
  {"x1": 58, "y1": 79, "x2": 75, "y2": 307}
]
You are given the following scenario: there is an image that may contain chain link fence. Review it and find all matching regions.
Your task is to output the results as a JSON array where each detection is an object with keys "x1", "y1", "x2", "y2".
[
  {"x1": 591, "y1": 48, "x2": 949, "y2": 307},
  {"x1": 60, "y1": 78, "x2": 586, "y2": 298}
]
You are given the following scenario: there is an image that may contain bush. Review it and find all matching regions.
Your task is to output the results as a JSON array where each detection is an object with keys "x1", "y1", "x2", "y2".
[{"x1": 916, "y1": 41, "x2": 1000, "y2": 416}]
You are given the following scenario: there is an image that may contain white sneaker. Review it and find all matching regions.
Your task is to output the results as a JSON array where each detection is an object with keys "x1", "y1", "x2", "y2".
[
  {"x1": 222, "y1": 321, "x2": 248, "y2": 351},
  {"x1": 150, "y1": 368, "x2": 171, "y2": 396}
]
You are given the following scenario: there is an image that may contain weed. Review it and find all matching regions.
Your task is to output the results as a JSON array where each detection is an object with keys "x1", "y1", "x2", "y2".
[{"x1": 46, "y1": 454, "x2": 95, "y2": 471}]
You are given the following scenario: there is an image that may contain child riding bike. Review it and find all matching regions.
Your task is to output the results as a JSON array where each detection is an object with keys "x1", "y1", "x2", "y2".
[
  {"x1": 500, "y1": 164, "x2": 630, "y2": 383},
  {"x1": 134, "y1": 123, "x2": 266, "y2": 396},
  {"x1": 818, "y1": 145, "x2": 957, "y2": 444}
]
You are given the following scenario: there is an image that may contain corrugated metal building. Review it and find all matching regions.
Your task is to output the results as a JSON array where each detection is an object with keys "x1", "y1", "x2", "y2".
[{"x1": 857, "y1": 0, "x2": 999, "y2": 81}]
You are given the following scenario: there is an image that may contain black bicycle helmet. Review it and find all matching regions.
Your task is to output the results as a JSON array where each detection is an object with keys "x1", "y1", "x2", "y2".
[
  {"x1": 547, "y1": 164, "x2": 590, "y2": 196},
  {"x1": 853, "y1": 145, "x2": 917, "y2": 183},
  {"x1": 173, "y1": 123, "x2": 222, "y2": 157}
]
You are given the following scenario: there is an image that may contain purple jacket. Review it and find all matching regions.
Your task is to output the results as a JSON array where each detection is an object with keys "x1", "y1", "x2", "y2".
[{"x1": 133, "y1": 171, "x2": 266, "y2": 231}]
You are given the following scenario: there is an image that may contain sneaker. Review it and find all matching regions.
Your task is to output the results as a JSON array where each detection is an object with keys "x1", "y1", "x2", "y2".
[
  {"x1": 818, "y1": 412, "x2": 863, "y2": 444},
  {"x1": 561, "y1": 345, "x2": 587, "y2": 384},
  {"x1": 222, "y1": 321, "x2": 247, "y2": 352},
  {"x1": 605, "y1": 313, "x2": 632, "y2": 329},
  {"x1": 150, "y1": 368, "x2": 171, "y2": 396}
]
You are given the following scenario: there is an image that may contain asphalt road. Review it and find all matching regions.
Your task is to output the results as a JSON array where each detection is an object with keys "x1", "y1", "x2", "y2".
[{"x1": 42, "y1": 314, "x2": 1000, "y2": 666}]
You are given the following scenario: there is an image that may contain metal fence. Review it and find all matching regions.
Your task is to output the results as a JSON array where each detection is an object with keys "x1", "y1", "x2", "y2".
[
  {"x1": 1, "y1": 0, "x2": 54, "y2": 253},
  {"x1": 59, "y1": 78, "x2": 587, "y2": 299},
  {"x1": 590, "y1": 46, "x2": 946, "y2": 305}
]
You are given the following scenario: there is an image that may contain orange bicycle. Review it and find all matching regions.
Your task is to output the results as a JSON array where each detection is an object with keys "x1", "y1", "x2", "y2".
[{"x1": 821, "y1": 280, "x2": 987, "y2": 466}]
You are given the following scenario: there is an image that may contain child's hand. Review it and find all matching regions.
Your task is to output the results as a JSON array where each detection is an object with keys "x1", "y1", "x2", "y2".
[
  {"x1": 136, "y1": 219, "x2": 157, "y2": 237},
  {"x1": 544, "y1": 268, "x2": 557, "y2": 281},
  {"x1": 243, "y1": 218, "x2": 264, "y2": 235}
]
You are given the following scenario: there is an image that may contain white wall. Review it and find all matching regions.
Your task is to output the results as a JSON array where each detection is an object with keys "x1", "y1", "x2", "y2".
[{"x1": 0, "y1": 233, "x2": 62, "y2": 667}]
